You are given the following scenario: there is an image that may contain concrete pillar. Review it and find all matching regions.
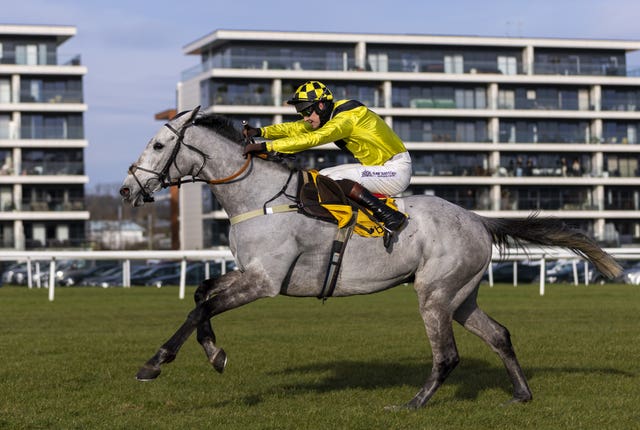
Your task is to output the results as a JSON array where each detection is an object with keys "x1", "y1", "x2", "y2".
[
  {"x1": 523, "y1": 46, "x2": 534, "y2": 76},
  {"x1": 14, "y1": 220, "x2": 24, "y2": 250},
  {"x1": 488, "y1": 83, "x2": 498, "y2": 110},
  {"x1": 272, "y1": 79, "x2": 282, "y2": 106},
  {"x1": 591, "y1": 84, "x2": 601, "y2": 111},
  {"x1": 383, "y1": 81, "x2": 392, "y2": 109},
  {"x1": 355, "y1": 41, "x2": 366, "y2": 70}
]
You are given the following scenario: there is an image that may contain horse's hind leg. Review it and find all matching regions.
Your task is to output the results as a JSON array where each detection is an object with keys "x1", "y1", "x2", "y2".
[
  {"x1": 194, "y1": 273, "x2": 242, "y2": 374},
  {"x1": 454, "y1": 290, "x2": 532, "y2": 403},
  {"x1": 402, "y1": 289, "x2": 461, "y2": 409}
]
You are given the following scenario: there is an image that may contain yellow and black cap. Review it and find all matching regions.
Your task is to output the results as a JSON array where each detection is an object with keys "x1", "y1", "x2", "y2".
[{"x1": 287, "y1": 81, "x2": 333, "y2": 112}]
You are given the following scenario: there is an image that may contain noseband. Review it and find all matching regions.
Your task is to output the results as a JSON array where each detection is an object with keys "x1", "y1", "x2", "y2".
[{"x1": 128, "y1": 121, "x2": 253, "y2": 202}]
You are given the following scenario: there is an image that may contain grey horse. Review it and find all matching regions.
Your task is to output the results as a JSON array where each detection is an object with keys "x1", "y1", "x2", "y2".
[{"x1": 119, "y1": 107, "x2": 622, "y2": 409}]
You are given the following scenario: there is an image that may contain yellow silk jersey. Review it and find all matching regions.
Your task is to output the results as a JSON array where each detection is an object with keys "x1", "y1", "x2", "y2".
[{"x1": 259, "y1": 100, "x2": 407, "y2": 166}]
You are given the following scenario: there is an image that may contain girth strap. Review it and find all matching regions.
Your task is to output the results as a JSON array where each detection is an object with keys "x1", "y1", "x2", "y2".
[{"x1": 318, "y1": 214, "x2": 356, "y2": 302}]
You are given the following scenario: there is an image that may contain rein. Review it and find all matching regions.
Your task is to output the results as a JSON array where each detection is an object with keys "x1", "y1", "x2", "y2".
[{"x1": 128, "y1": 121, "x2": 254, "y2": 202}]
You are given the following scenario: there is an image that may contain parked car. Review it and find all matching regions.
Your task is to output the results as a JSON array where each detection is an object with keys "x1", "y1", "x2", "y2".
[
  {"x1": 130, "y1": 261, "x2": 181, "y2": 286},
  {"x1": 80, "y1": 264, "x2": 149, "y2": 288},
  {"x1": 62, "y1": 262, "x2": 121, "y2": 286},
  {"x1": 145, "y1": 260, "x2": 237, "y2": 288},
  {"x1": 621, "y1": 261, "x2": 640, "y2": 285},
  {"x1": 1, "y1": 262, "x2": 28, "y2": 285}
]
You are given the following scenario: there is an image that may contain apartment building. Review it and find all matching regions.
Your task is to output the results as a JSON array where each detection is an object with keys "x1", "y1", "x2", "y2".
[
  {"x1": 0, "y1": 24, "x2": 88, "y2": 250},
  {"x1": 175, "y1": 30, "x2": 640, "y2": 249}
]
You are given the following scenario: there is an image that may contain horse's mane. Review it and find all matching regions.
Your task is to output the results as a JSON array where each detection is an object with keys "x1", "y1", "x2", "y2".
[{"x1": 193, "y1": 113, "x2": 243, "y2": 143}]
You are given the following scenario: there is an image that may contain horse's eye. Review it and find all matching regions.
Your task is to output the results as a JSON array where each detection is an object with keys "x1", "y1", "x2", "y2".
[{"x1": 153, "y1": 142, "x2": 164, "y2": 150}]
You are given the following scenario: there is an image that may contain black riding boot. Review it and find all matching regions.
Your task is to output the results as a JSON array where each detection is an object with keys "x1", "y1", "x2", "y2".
[{"x1": 346, "y1": 182, "x2": 407, "y2": 232}]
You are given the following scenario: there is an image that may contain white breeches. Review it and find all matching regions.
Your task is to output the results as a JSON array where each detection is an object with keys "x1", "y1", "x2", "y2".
[{"x1": 319, "y1": 151, "x2": 412, "y2": 196}]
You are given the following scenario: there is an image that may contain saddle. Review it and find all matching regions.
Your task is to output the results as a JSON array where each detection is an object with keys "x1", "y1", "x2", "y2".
[{"x1": 297, "y1": 170, "x2": 397, "y2": 238}]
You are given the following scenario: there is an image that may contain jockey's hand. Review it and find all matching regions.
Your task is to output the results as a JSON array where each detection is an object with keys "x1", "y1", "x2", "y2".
[
  {"x1": 243, "y1": 142, "x2": 267, "y2": 157},
  {"x1": 243, "y1": 125, "x2": 261, "y2": 139}
]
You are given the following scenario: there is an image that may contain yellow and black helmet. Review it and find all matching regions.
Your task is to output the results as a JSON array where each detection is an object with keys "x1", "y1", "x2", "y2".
[{"x1": 287, "y1": 81, "x2": 333, "y2": 111}]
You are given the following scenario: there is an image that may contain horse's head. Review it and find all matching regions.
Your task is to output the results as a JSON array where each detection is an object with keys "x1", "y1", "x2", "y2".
[{"x1": 120, "y1": 106, "x2": 201, "y2": 206}]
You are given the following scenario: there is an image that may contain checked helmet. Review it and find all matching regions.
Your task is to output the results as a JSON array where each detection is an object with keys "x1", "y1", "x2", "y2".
[{"x1": 287, "y1": 81, "x2": 334, "y2": 111}]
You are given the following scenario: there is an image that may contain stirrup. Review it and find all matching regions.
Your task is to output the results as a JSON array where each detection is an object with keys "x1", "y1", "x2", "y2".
[{"x1": 383, "y1": 230, "x2": 394, "y2": 249}]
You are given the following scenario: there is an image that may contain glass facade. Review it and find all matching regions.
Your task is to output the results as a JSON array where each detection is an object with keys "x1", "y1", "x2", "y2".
[
  {"x1": 412, "y1": 151, "x2": 490, "y2": 176},
  {"x1": 21, "y1": 149, "x2": 84, "y2": 175},
  {"x1": 20, "y1": 114, "x2": 84, "y2": 139},
  {"x1": 395, "y1": 118, "x2": 489, "y2": 142},
  {"x1": 499, "y1": 119, "x2": 590, "y2": 143},
  {"x1": 20, "y1": 76, "x2": 83, "y2": 103},
  {"x1": 534, "y1": 49, "x2": 626, "y2": 76},
  {"x1": 499, "y1": 152, "x2": 592, "y2": 177},
  {"x1": 393, "y1": 83, "x2": 486, "y2": 109},
  {"x1": 199, "y1": 42, "x2": 355, "y2": 72}
]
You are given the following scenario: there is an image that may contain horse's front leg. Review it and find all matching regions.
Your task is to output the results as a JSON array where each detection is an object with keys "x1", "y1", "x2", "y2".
[
  {"x1": 194, "y1": 271, "x2": 244, "y2": 373},
  {"x1": 136, "y1": 269, "x2": 273, "y2": 381}
]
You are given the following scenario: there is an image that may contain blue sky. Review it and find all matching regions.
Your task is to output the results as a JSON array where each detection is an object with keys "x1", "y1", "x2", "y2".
[{"x1": 4, "y1": 0, "x2": 640, "y2": 188}]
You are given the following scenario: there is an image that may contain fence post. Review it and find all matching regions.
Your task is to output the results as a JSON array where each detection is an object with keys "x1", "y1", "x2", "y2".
[
  {"x1": 513, "y1": 261, "x2": 518, "y2": 287},
  {"x1": 488, "y1": 263, "x2": 493, "y2": 287},
  {"x1": 539, "y1": 256, "x2": 546, "y2": 296},
  {"x1": 584, "y1": 261, "x2": 589, "y2": 286},
  {"x1": 123, "y1": 259, "x2": 131, "y2": 288},
  {"x1": 48, "y1": 257, "x2": 56, "y2": 302},
  {"x1": 27, "y1": 257, "x2": 33, "y2": 289},
  {"x1": 35, "y1": 262, "x2": 41, "y2": 288},
  {"x1": 179, "y1": 258, "x2": 187, "y2": 300},
  {"x1": 572, "y1": 260, "x2": 578, "y2": 286}
]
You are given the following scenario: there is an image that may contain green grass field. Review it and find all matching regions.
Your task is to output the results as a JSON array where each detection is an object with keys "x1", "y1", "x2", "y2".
[{"x1": 1, "y1": 283, "x2": 638, "y2": 430}]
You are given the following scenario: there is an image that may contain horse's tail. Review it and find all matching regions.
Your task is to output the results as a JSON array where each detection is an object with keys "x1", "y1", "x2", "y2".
[{"x1": 480, "y1": 213, "x2": 622, "y2": 279}]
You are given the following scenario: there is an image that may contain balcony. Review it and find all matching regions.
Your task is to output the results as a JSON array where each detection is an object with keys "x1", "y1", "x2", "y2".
[
  {"x1": 19, "y1": 89, "x2": 83, "y2": 104},
  {"x1": 21, "y1": 199, "x2": 85, "y2": 212},
  {"x1": 21, "y1": 161, "x2": 84, "y2": 176}
]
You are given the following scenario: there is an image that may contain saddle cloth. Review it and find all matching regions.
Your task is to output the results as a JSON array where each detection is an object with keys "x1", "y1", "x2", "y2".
[{"x1": 297, "y1": 170, "x2": 399, "y2": 238}]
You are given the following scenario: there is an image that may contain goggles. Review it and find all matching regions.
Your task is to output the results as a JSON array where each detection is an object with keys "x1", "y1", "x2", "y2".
[{"x1": 298, "y1": 105, "x2": 315, "y2": 118}]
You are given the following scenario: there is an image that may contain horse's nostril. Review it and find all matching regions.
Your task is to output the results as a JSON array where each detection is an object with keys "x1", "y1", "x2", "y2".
[{"x1": 119, "y1": 187, "x2": 130, "y2": 197}]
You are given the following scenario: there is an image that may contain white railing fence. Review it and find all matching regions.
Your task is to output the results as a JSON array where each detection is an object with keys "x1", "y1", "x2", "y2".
[
  {"x1": 1, "y1": 247, "x2": 639, "y2": 301},
  {"x1": 0, "y1": 249, "x2": 234, "y2": 301}
]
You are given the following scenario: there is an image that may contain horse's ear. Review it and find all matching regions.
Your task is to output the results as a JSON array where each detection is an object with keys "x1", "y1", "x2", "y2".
[{"x1": 188, "y1": 106, "x2": 201, "y2": 122}]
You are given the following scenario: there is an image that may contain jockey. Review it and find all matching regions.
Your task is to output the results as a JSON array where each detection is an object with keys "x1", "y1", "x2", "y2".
[{"x1": 243, "y1": 80, "x2": 411, "y2": 232}]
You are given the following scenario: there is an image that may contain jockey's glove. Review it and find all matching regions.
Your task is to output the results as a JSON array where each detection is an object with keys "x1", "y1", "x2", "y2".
[
  {"x1": 243, "y1": 142, "x2": 267, "y2": 157},
  {"x1": 243, "y1": 125, "x2": 261, "y2": 138}
]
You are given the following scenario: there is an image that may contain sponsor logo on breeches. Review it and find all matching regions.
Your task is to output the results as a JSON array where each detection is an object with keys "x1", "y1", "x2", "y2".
[{"x1": 361, "y1": 170, "x2": 397, "y2": 178}]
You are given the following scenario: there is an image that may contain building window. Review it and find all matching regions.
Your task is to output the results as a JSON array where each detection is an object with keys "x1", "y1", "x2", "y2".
[
  {"x1": 412, "y1": 185, "x2": 491, "y2": 210},
  {"x1": 0, "y1": 79, "x2": 10, "y2": 103},
  {"x1": 603, "y1": 121, "x2": 639, "y2": 144},
  {"x1": 20, "y1": 114, "x2": 84, "y2": 139},
  {"x1": 604, "y1": 154, "x2": 640, "y2": 177},
  {"x1": 499, "y1": 120, "x2": 589, "y2": 143},
  {"x1": 21, "y1": 148, "x2": 84, "y2": 175},
  {"x1": 412, "y1": 151, "x2": 490, "y2": 176}
]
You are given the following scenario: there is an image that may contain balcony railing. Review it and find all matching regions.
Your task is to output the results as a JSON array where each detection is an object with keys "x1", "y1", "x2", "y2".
[
  {"x1": 21, "y1": 161, "x2": 84, "y2": 175},
  {"x1": 0, "y1": 53, "x2": 81, "y2": 66},
  {"x1": 19, "y1": 125, "x2": 84, "y2": 140},
  {"x1": 183, "y1": 53, "x2": 640, "y2": 79},
  {"x1": 19, "y1": 90, "x2": 83, "y2": 104},
  {"x1": 20, "y1": 199, "x2": 85, "y2": 212}
]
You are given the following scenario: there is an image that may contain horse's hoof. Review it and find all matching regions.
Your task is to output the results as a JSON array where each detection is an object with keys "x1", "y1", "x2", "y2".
[
  {"x1": 502, "y1": 395, "x2": 532, "y2": 406},
  {"x1": 136, "y1": 364, "x2": 161, "y2": 381},
  {"x1": 211, "y1": 348, "x2": 227, "y2": 374}
]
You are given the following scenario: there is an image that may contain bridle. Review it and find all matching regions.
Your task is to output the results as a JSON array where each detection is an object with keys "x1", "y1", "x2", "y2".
[{"x1": 128, "y1": 120, "x2": 253, "y2": 202}]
